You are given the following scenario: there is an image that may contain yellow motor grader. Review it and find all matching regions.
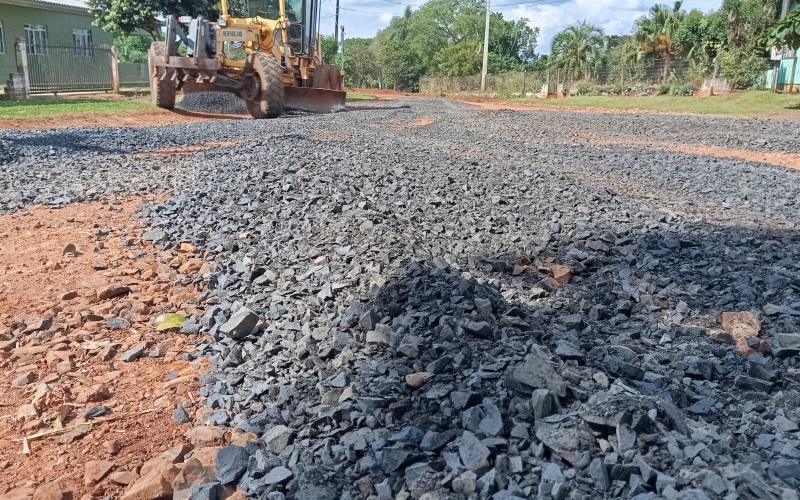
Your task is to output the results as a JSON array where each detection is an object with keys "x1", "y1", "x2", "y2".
[{"x1": 148, "y1": 0, "x2": 345, "y2": 118}]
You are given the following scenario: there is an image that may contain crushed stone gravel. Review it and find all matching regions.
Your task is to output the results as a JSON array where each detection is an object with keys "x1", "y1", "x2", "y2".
[{"x1": 2, "y1": 98, "x2": 800, "y2": 499}]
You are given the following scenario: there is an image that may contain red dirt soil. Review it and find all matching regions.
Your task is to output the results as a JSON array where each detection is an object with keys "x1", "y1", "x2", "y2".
[
  {"x1": 0, "y1": 109, "x2": 247, "y2": 131},
  {"x1": 456, "y1": 96, "x2": 800, "y2": 120},
  {"x1": 582, "y1": 135, "x2": 800, "y2": 171},
  {"x1": 0, "y1": 198, "x2": 212, "y2": 500}
]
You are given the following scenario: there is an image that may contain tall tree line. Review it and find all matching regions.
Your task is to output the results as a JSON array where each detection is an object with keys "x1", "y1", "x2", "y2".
[
  {"x1": 334, "y1": 0, "x2": 540, "y2": 91},
  {"x1": 548, "y1": 0, "x2": 783, "y2": 89}
]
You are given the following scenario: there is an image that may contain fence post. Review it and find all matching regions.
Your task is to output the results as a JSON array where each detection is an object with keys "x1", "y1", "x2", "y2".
[
  {"x1": 790, "y1": 55, "x2": 797, "y2": 93},
  {"x1": 110, "y1": 46, "x2": 120, "y2": 94},
  {"x1": 772, "y1": 58, "x2": 780, "y2": 92},
  {"x1": 14, "y1": 38, "x2": 30, "y2": 98}
]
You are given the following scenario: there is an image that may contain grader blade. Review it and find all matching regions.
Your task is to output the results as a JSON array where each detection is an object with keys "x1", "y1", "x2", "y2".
[{"x1": 284, "y1": 87, "x2": 347, "y2": 113}]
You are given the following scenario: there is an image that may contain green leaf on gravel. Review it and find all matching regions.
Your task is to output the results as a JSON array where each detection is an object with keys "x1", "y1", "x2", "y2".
[
  {"x1": 155, "y1": 313, "x2": 187, "y2": 331},
  {"x1": 62, "y1": 244, "x2": 77, "y2": 256}
]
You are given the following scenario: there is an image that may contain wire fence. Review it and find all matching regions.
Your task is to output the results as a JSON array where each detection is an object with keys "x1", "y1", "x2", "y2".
[
  {"x1": 119, "y1": 62, "x2": 150, "y2": 87},
  {"x1": 420, "y1": 59, "x2": 773, "y2": 96}
]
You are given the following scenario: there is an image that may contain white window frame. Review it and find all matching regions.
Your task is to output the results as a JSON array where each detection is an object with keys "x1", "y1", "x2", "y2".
[
  {"x1": 0, "y1": 21, "x2": 6, "y2": 55},
  {"x1": 73, "y1": 28, "x2": 92, "y2": 57},
  {"x1": 24, "y1": 24, "x2": 47, "y2": 55}
]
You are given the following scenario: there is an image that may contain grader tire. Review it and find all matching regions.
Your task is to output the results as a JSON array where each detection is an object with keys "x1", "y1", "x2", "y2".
[
  {"x1": 246, "y1": 53, "x2": 284, "y2": 119},
  {"x1": 149, "y1": 42, "x2": 176, "y2": 110},
  {"x1": 312, "y1": 65, "x2": 342, "y2": 91}
]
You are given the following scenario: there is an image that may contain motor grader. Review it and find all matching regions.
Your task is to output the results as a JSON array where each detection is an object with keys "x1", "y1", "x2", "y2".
[{"x1": 148, "y1": 0, "x2": 345, "y2": 118}]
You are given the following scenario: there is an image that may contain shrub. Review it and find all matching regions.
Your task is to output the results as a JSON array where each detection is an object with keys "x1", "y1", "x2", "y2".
[
  {"x1": 670, "y1": 82, "x2": 696, "y2": 96},
  {"x1": 657, "y1": 83, "x2": 672, "y2": 95},
  {"x1": 577, "y1": 82, "x2": 592, "y2": 95},
  {"x1": 719, "y1": 50, "x2": 769, "y2": 90}
]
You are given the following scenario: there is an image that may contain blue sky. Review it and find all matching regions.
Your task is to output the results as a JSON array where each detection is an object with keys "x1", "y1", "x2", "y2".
[{"x1": 319, "y1": 0, "x2": 721, "y2": 54}]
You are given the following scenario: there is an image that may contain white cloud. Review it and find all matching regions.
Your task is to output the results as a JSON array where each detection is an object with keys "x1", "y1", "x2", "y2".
[{"x1": 319, "y1": 0, "x2": 721, "y2": 49}]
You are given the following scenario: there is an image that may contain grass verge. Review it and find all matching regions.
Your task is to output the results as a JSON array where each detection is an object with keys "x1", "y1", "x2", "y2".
[
  {"x1": 502, "y1": 91, "x2": 800, "y2": 117},
  {"x1": 346, "y1": 92, "x2": 377, "y2": 101},
  {"x1": 0, "y1": 97, "x2": 151, "y2": 119}
]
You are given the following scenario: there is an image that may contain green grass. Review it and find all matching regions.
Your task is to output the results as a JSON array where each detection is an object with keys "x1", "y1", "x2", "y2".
[
  {"x1": 0, "y1": 97, "x2": 150, "y2": 119},
  {"x1": 504, "y1": 91, "x2": 800, "y2": 117},
  {"x1": 346, "y1": 92, "x2": 376, "y2": 101}
]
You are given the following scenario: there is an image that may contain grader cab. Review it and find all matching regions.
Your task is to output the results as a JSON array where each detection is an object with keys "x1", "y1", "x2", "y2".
[{"x1": 148, "y1": 0, "x2": 345, "y2": 118}]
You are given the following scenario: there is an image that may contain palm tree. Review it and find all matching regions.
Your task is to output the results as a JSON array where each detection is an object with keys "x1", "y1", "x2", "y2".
[
  {"x1": 550, "y1": 22, "x2": 606, "y2": 82},
  {"x1": 634, "y1": 1, "x2": 686, "y2": 83}
]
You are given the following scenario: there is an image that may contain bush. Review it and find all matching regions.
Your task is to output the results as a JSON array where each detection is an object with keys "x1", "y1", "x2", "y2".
[
  {"x1": 657, "y1": 83, "x2": 672, "y2": 95},
  {"x1": 496, "y1": 91, "x2": 525, "y2": 99},
  {"x1": 670, "y1": 82, "x2": 696, "y2": 96},
  {"x1": 720, "y1": 50, "x2": 769, "y2": 90}
]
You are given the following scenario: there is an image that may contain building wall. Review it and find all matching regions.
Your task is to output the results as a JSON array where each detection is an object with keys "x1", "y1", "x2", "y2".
[
  {"x1": 0, "y1": 2, "x2": 113, "y2": 80},
  {"x1": 766, "y1": 57, "x2": 800, "y2": 89}
]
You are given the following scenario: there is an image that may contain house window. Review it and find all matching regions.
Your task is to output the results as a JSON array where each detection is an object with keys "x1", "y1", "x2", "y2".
[
  {"x1": 73, "y1": 29, "x2": 92, "y2": 57},
  {"x1": 24, "y1": 24, "x2": 47, "y2": 55},
  {"x1": 0, "y1": 22, "x2": 5, "y2": 55}
]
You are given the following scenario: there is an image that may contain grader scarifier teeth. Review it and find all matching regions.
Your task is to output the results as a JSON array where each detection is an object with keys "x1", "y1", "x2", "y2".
[{"x1": 283, "y1": 87, "x2": 347, "y2": 114}]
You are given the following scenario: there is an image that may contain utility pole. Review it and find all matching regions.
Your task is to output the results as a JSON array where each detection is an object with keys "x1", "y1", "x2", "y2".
[
  {"x1": 480, "y1": 0, "x2": 490, "y2": 92},
  {"x1": 340, "y1": 26, "x2": 345, "y2": 69},
  {"x1": 775, "y1": 0, "x2": 792, "y2": 92},
  {"x1": 334, "y1": 0, "x2": 340, "y2": 59}
]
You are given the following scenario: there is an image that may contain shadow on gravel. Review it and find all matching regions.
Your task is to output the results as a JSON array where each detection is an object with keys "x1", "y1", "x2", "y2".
[
  {"x1": 170, "y1": 108, "x2": 249, "y2": 120},
  {"x1": 316, "y1": 218, "x2": 800, "y2": 497},
  {"x1": 346, "y1": 104, "x2": 412, "y2": 112},
  {"x1": 343, "y1": 217, "x2": 800, "y2": 427},
  {"x1": 1, "y1": 130, "x2": 128, "y2": 155}
]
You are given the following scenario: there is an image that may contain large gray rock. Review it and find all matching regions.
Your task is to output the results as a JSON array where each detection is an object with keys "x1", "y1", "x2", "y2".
[
  {"x1": 459, "y1": 431, "x2": 490, "y2": 472},
  {"x1": 504, "y1": 353, "x2": 568, "y2": 397},
  {"x1": 219, "y1": 307, "x2": 259, "y2": 340},
  {"x1": 216, "y1": 445, "x2": 249, "y2": 484}
]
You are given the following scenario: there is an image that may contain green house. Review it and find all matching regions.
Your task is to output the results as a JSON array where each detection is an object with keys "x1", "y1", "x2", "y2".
[{"x1": 0, "y1": 0, "x2": 113, "y2": 79}]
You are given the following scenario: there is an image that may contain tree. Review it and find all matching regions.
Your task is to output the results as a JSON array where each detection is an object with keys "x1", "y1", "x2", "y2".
[
  {"x1": 721, "y1": 0, "x2": 778, "y2": 50},
  {"x1": 523, "y1": 54, "x2": 548, "y2": 71},
  {"x1": 489, "y1": 13, "x2": 539, "y2": 63},
  {"x1": 88, "y1": 0, "x2": 162, "y2": 39},
  {"x1": 343, "y1": 38, "x2": 378, "y2": 87},
  {"x1": 550, "y1": 22, "x2": 606, "y2": 81},
  {"x1": 378, "y1": 39, "x2": 424, "y2": 90},
  {"x1": 487, "y1": 52, "x2": 520, "y2": 73},
  {"x1": 634, "y1": 1, "x2": 687, "y2": 82},
  {"x1": 717, "y1": 0, "x2": 776, "y2": 89},
  {"x1": 321, "y1": 35, "x2": 339, "y2": 65},
  {"x1": 114, "y1": 34, "x2": 152, "y2": 62},
  {"x1": 432, "y1": 40, "x2": 482, "y2": 76},
  {"x1": 87, "y1": 0, "x2": 218, "y2": 39},
  {"x1": 763, "y1": 7, "x2": 800, "y2": 51},
  {"x1": 675, "y1": 9, "x2": 727, "y2": 63},
  {"x1": 390, "y1": 6, "x2": 415, "y2": 42},
  {"x1": 368, "y1": 0, "x2": 540, "y2": 89}
]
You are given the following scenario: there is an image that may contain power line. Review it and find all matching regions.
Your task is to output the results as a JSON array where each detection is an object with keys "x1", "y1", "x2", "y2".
[
  {"x1": 339, "y1": 6, "x2": 404, "y2": 13},
  {"x1": 492, "y1": 0, "x2": 569, "y2": 10},
  {"x1": 372, "y1": 0, "x2": 426, "y2": 6}
]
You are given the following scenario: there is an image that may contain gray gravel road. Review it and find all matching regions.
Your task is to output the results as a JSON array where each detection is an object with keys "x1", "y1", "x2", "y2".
[{"x1": 2, "y1": 99, "x2": 800, "y2": 499}]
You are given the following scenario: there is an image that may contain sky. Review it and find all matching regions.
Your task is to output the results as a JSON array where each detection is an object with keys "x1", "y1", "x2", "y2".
[{"x1": 318, "y1": 0, "x2": 721, "y2": 54}]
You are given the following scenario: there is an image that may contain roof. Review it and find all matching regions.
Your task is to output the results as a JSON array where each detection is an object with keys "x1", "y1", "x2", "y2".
[
  {"x1": 31, "y1": 0, "x2": 88, "y2": 8},
  {"x1": 1, "y1": 0, "x2": 92, "y2": 13}
]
